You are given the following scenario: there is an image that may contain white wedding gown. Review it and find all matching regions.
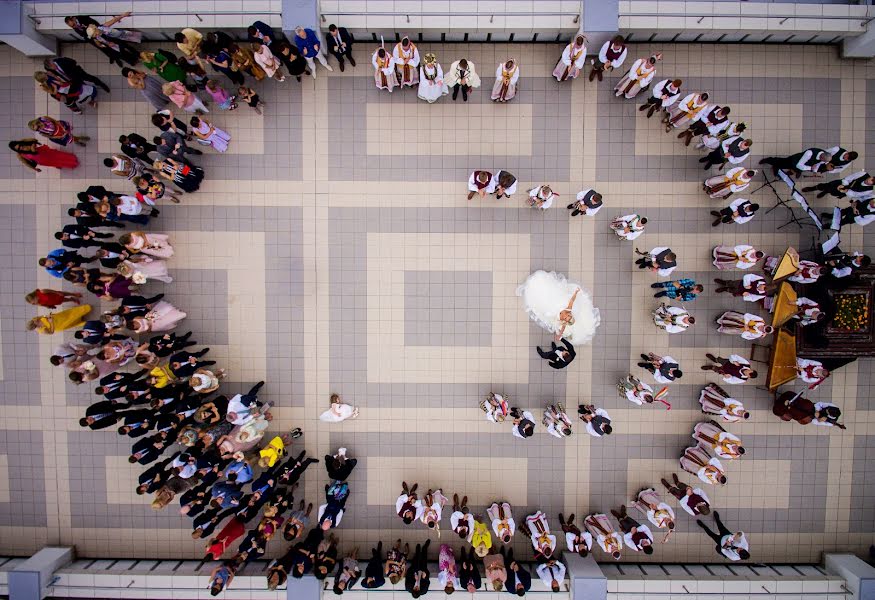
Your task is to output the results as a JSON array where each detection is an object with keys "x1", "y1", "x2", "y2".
[{"x1": 516, "y1": 270, "x2": 601, "y2": 345}]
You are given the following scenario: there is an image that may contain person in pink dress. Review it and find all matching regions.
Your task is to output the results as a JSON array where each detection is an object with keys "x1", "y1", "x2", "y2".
[{"x1": 9, "y1": 139, "x2": 79, "y2": 171}]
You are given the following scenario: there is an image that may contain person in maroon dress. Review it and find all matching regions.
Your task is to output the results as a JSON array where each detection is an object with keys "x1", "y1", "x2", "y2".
[
  {"x1": 25, "y1": 288, "x2": 83, "y2": 308},
  {"x1": 9, "y1": 139, "x2": 79, "y2": 172}
]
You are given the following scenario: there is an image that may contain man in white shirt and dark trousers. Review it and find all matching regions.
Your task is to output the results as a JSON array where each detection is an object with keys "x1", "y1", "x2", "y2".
[{"x1": 697, "y1": 512, "x2": 749, "y2": 561}]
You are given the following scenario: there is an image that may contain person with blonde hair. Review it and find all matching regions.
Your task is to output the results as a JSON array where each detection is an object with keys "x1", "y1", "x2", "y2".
[
  {"x1": 27, "y1": 304, "x2": 92, "y2": 334},
  {"x1": 25, "y1": 288, "x2": 82, "y2": 309},
  {"x1": 28, "y1": 115, "x2": 88, "y2": 147}
]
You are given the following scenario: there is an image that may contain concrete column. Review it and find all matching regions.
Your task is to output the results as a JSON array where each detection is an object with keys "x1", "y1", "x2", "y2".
[
  {"x1": 843, "y1": 27, "x2": 875, "y2": 59},
  {"x1": 286, "y1": 573, "x2": 322, "y2": 600},
  {"x1": 0, "y1": 1, "x2": 58, "y2": 57},
  {"x1": 580, "y1": 0, "x2": 619, "y2": 58},
  {"x1": 282, "y1": 0, "x2": 322, "y2": 40},
  {"x1": 824, "y1": 553, "x2": 875, "y2": 600},
  {"x1": 8, "y1": 547, "x2": 75, "y2": 600},
  {"x1": 563, "y1": 552, "x2": 607, "y2": 600}
]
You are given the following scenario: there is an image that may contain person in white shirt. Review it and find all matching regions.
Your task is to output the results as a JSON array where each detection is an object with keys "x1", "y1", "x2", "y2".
[
  {"x1": 713, "y1": 274, "x2": 770, "y2": 302},
  {"x1": 414, "y1": 488, "x2": 448, "y2": 532},
  {"x1": 510, "y1": 407, "x2": 536, "y2": 439},
  {"x1": 614, "y1": 53, "x2": 662, "y2": 99},
  {"x1": 559, "y1": 513, "x2": 593, "y2": 556},
  {"x1": 640, "y1": 78, "x2": 681, "y2": 119},
  {"x1": 711, "y1": 198, "x2": 759, "y2": 226},
  {"x1": 417, "y1": 53, "x2": 448, "y2": 103},
  {"x1": 527, "y1": 185, "x2": 557, "y2": 210},
  {"x1": 487, "y1": 170, "x2": 518, "y2": 199},
  {"x1": 487, "y1": 501, "x2": 516, "y2": 544},
  {"x1": 612, "y1": 506, "x2": 654, "y2": 554},
  {"x1": 701, "y1": 353, "x2": 757, "y2": 385},
  {"x1": 450, "y1": 493, "x2": 475, "y2": 541},
  {"x1": 542, "y1": 404, "x2": 573, "y2": 438},
  {"x1": 652, "y1": 303, "x2": 695, "y2": 333},
  {"x1": 716, "y1": 311, "x2": 773, "y2": 340},
  {"x1": 577, "y1": 404, "x2": 613, "y2": 437},
  {"x1": 536, "y1": 560, "x2": 566, "y2": 592},
  {"x1": 638, "y1": 352, "x2": 682, "y2": 384},
  {"x1": 553, "y1": 34, "x2": 587, "y2": 82},
  {"x1": 525, "y1": 511, "x2": 557, "y2": 559},
  {"x1": 491, "y1": 59, "x2": 519, "y2": 103},
  {"x1": 662, "y1": 473, "x2": 712, "y2": 516},
  {"x1": 697, "y1": 512, "x2": 749, "y2": 561},
  {"x1": 445, "y1": 58, "x2": 480, "y2": 102},
  {"x1": 371, "y1": 47, "x2": 396, "y2": 92},
  {"x1": 701, "y1": 136, "x2": 752, "y2": 170},
  {"x1": 395, "y1": 481, "x2": 422, "y2": 525},
  {"x1": 704, "y1": 167, "x2": 756, "y2": 199},
  {"x1": 634, "y1": 246, "x2": 677, "y2": 276},
  {"x1": 712, "y1": 244, "x2": 762, "y2": 270},
  {"x1": 610, "y1": 214, "x2": 647, "y2": 240},
  {"x1": 589, "y1": 35, "x2": 627, "y2": 82},
  {"x1": 584, "y1": 513, "x2": 623, "y2": 560},
  {"x1": 480, "y1": 391, "x2": 510, "y2": 423},
  {"x1": 698, "y1": 121, "x2": 747, "y2": 160},
  {"x1": 699, "y1": 384, "x2": 749, "y2": 422},
  {"x1": 632, "y1": 488, "x2": 675, "y2": 541},
  {"x1": 567, "y1": 189, "x2": 603, "y2": 217},
  {"x1": 806, "y1": 169, "x2": 874, "y2": 201},
  {"x1": 467, "y1": 170, "x2": 492, "y2": 200},
  {"x1": 824, "y1": 146, "x2": 857, "y2": 173},
  {"x1": 693, "y1": 420, "x2": 745, "y2": 460},
  {"x1": 665, "y1": 92, "x2": 709, "y2": 132},
  {"x1": 392, "y1": 37, "x2": 419, "y2": 86},
  {"x1": 680, "y1": 445, "x2": 727, "y2": 485},
  {"x1": 617, "y1": 374, "x2": 655, "y2": 406}
]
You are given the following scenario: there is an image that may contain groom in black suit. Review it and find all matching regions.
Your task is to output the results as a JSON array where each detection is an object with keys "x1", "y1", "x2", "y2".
[
  {"x1": 326, "y1": 24, "x2": 355, "y2": 71},
  {"x1": 537, "y1": 338, "x2": 575, "y2": 369}
]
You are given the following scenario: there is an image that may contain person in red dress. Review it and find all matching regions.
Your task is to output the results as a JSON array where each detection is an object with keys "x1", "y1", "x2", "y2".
[
  {"x1": 8, "y1": 139, "x2": 79, "y2": 172},
  {"x1": 25, "y1": 288, "x2": 83, "y2": 309}
]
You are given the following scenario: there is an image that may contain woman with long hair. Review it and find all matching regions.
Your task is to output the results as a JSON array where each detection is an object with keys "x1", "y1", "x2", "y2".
[{"x1": 9, "y1": 139, "x2": 79, "y2": 172}]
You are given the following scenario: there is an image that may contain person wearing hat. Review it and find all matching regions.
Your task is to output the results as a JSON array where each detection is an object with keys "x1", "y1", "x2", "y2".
[
  {"x1": 417, "y1": 53, "x2": 448, "y2": 103},
  {"x1": 393, "y1": 37, "x2": 420, "y2": 87}
]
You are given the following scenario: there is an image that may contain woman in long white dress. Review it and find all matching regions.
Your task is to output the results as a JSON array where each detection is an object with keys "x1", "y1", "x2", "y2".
[
  {"x1": 119, "y1": 232, "x2": 174, "y2": 258},
  {"x1": 517, "y1": 271, "x2": 600, "y2": 346},
  {"x1": 117, "y1": 257, "x2": 173, "y2": 284},
  {"x1": 418, "y1": 54, "x2": 448, "y2": 103},
  {"x1": 319, "y1": 393, "x2": 359, "y2": 422}
]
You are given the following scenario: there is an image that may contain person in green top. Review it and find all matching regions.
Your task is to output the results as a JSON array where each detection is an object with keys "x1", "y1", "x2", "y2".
[{"x1": 140, "y1": 50, "x2": 187, "y2": 83}]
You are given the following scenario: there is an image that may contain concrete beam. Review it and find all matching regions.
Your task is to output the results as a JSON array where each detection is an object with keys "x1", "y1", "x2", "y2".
[
  {"x1": 563, "y1": 551, "x2": 607, "y2": 600},
  {"x1": 824, "y1": 553, "x2": 875, "y2": 600},
  {"x1": 580, "y1": 0, "x2": 619, "y2": 56},
  {"x1": 0, "y1": 1, "x2": 58, "y2": 57},
  {"x1": 9, "y1": 547, "x2": 75, "y2": 600},
  {"x1": 286, "y1": 572, "x2": 322, "y2": 600}
]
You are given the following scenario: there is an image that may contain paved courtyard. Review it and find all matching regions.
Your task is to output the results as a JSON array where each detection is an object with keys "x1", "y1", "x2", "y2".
[{"x1": 0, "y1": 41, "x2": 873, "y2": 564}]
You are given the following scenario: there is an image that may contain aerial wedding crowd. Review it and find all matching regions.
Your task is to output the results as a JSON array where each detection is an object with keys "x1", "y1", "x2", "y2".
[{"x1": 17, "y1": 12, "x2": 868, "y2": 596}]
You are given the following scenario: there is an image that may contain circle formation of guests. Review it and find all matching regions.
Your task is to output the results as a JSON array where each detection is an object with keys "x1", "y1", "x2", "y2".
[{"x1": 16, "y1": 15, "x2": 870, "y2": 596}]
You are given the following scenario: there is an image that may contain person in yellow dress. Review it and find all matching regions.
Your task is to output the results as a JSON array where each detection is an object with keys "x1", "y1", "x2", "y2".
[
  {"x1": 471, "y1": 519, "x2": 493, "y2": 557},
  {"x1": 26, "y1": 304, "x2": 92, "y2": 334}
]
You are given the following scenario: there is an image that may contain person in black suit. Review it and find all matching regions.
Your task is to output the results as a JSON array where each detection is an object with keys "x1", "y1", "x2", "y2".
[
  {"x1": 325, "y1": 447, "x2": 358, "y2": 481},
  {"x1": 500, "y1": 547, "x2": 531, "y2": 596},
  {"x1": 405, "y1": 539, "x2": 430, "y2": 598},
  {"x1": 119, "y1": 133, "x2": 157, "y2": 161},
  {"x1": 326, "y1": 24, "x2": 355, "y2": 71},
  {"x1": 55, "y1": 224, "x2": 113, "y2": 249},
  {"x1": 536, "y1": 338, "x2": 575, "y2": 369},
  {"x1": 79, "y1": 399, "x2": 132, "y2": 429}
]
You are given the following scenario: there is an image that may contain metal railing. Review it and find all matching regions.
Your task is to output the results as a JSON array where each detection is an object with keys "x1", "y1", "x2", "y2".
[
  {"x1": 620, "y1": 11, "x2": 873, "y2": 28},
  {"x1": 320, "y1": 11, "x2": 580, "y2": 24},
  {"x1": 26, "y1": 9, "x2": 280, "y2": 26}
]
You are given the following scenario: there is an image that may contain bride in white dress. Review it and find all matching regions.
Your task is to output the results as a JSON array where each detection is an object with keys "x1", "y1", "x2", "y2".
[{"x1": 517, "y1": 270, "x2": 601, "y2": 345}]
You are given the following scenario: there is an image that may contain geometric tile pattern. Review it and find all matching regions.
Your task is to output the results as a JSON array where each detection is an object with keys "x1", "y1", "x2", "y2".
[{"x1": 0, "y1": 40, "x2": 873, "y2": 566}]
